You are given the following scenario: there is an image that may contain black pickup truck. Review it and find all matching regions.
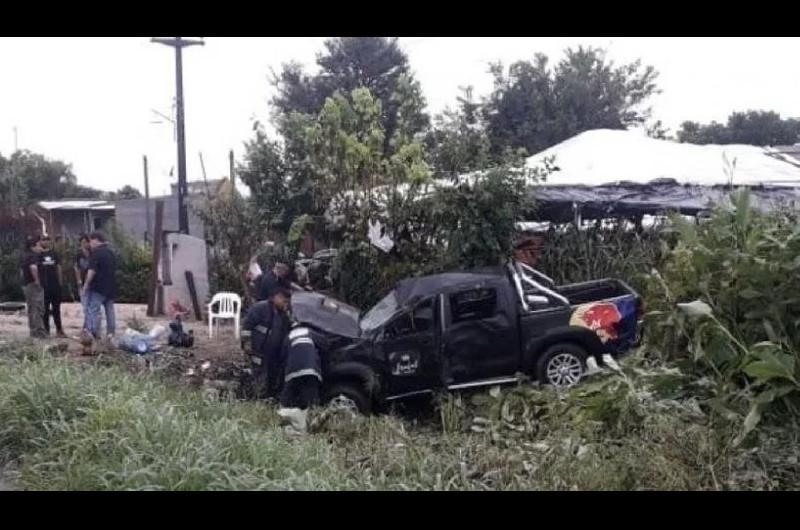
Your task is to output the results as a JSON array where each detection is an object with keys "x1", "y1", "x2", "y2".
[{"x1": 290, "y1": 261, "x2": 643, "y2": 413}]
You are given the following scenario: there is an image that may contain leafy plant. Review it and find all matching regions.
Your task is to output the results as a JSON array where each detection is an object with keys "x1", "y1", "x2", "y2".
[
  {"x1": 534, "y1": 219, "x2": 673, "y2": 294},
  {"x1": 647, "y1": 190, "x2": 800, "y2": 441}
]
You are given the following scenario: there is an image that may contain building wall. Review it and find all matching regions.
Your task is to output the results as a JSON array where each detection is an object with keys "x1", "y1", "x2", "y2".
[
  {"x1": 113, "y1": 197, "x2": 205, "y2": 243},
  {"x1": 160, "y1": 233, "x2": 210, "y2": 319}
]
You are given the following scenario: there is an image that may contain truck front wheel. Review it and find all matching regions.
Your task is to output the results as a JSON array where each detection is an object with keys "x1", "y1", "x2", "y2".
[
  {"x1": 323, "y1": 382, "x2": 372, "y2": 415},
  {"x1": 536, "y1": 343, "x2": 587, "y2": 388}
]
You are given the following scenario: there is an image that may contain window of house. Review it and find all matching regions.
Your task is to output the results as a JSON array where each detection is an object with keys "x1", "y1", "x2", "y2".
[{"x1": 450, "y1": 288, "x2": 497, "y2": 323}]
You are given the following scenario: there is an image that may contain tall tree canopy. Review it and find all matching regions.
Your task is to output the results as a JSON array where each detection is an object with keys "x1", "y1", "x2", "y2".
[
  {"x1": 677, "y1": 110, "x2": 800, "y2": 146},
  {"x1": 272, "y1": 37, "x2": 429, "y2": 156},
  {"x1": 483, "y1": 46, "x2": 659, "y2": 157},
  {"x1": 425, "y1": 86, "x2": 492, "y2": 179},
  {"x1": 241, "y1": 37, "x2": 431, "y2": 232}
]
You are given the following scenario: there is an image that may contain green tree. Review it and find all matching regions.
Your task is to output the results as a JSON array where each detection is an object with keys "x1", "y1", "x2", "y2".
[
  {"x1": 1, "y1": 150, "x2": 102, "y2": 203},
  {"x1": 238, "y1": 126, "x2": 289, "y2": 231},
  {"x1": 0, "y1": 153, "x2": 26, "y2": 212},
  {"x1": 483, "y1": 47, "x2": 659, "y2": 157},
  {"x1": 105, "y1": 185, "x2": 142, "y2": 200},
  {"x1": 300, "y1": 86, "x2": 430, "y2": 237},
  {"x1": 272, "y1": 37, "x2": 429, "y2": 157},
  {"x1": 196, "y1": 187, "x2": 273, "y2": 297},
  {"x1": 425, "y1": 86, "x2": 492, "y2": 179},
  {"x1": 677, "y1": 110, "x2": 800, "y2": 146}
]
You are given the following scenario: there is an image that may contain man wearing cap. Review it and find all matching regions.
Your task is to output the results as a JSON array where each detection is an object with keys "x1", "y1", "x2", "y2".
[{"x1": 241, "y1": 287, "x2": 292, "y2": 399}]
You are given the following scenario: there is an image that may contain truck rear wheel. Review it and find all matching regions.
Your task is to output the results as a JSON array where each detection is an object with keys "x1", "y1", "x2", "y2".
[
  {"x1": 323, "y1": 382, "x2": 372, "y2": 415},
  {"x1": 536, "y1": 343, "x2": 587, "y2": 388}
]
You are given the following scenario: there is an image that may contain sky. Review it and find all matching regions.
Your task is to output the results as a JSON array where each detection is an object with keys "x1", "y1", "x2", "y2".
[{"x1": 0, "y1": 37, "x2": 799, "y2": 196}]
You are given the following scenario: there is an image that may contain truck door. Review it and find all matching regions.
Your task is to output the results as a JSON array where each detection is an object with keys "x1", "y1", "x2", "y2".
[
  {"x1": 441, "y1": 283, "x2": 518, "y2": 383},
  {"x1": 378, "y1": 298, "x2": 441, "y2": 396}
]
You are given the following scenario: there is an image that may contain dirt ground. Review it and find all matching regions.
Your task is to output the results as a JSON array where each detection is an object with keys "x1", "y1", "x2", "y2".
[{"x1": 0, "y1": 303, "x2": 251, "y2": 397}]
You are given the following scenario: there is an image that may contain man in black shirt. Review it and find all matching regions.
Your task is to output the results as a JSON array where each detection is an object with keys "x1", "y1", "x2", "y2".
[
  {"x1": 82, "y1": 231, "x2": 117, "y2": 339},
  {"x1": 74, "y1": 235, "x2": 92, "y2": 330},
  {"x1": 39, "y1": 235, "x2": 66, "y2": 337},
  {"x1": 20, "y1": 236, "x2": 46, "y2": 338}
]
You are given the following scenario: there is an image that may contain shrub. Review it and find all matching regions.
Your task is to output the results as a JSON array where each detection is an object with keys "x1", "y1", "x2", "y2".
[
  {"x1": 646, "y1": 191, "x2": 800, "y2": 442},
  {"x1": 0, "y1": 215, "x2": 41, "y2": 302},
  {"x1": 106, "y1": 222, "x2": 151, "y2": 304},
  {"x1": 333, "y1": 166, "x2": 534, "y2": 308}
]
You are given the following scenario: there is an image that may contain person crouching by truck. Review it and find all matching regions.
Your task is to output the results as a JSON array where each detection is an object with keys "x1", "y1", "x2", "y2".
[
  {"x1": 241, "y1": 287, "x2": 292, "y2": 399},
  {"x1": 277, "y1": 324, "x2": 323, "y2": 435},
  {"x1": 281, "y1": 325, "x2": 322, "y2": 408}
]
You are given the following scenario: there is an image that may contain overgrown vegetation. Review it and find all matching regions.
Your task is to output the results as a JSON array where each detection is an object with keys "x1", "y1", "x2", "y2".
[
  {"x1": 646, "y1": 190, "x2": 800, "y2": 442},
  {"x1": 0, "y1": 215, "x2": 41, "y2": 301},
  {"x1": 1, "y1": 341, "x2": 797, "y2": 490},
  {"x1": 535, "y1": 220, "x2": 674, "y2": 294},
  {"x1": 210, "y1": 38, "x2": 665, "y2": 304}
]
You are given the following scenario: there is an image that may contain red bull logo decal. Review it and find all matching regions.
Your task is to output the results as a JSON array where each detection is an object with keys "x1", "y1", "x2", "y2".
[{"x1": 569, "y1": 302, "x2": 622, "y2": 344}]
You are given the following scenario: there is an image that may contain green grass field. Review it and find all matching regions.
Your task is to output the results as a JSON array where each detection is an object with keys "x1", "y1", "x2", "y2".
[{"x1": 0, "y1": 341, "x2": 797, "y2": 490}]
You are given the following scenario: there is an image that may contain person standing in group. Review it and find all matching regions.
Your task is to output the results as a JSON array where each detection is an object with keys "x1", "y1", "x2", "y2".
[
  {"x1": 20, "y1": 235, "x2": 46, "y2": 338},
  {"x1": 74, "y1": 234, "x2": 92, "y2": 331},
  {"x1": 39, "y1": 235, "x2": 66, "y2": 338},
  {"x1": 82, "y1": 231, "x2": 117, "y2": 340}
]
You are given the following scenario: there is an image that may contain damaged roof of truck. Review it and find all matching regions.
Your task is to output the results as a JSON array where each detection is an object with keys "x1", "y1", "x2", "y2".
[{"x1": 394, "y1": 267, "x2": 507, "y2": 305}]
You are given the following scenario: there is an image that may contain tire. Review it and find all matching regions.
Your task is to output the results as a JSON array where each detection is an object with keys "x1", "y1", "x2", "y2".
[
  {"x1": 323, "y1": 382, "x2": 372, "y2": 415},
  {"x1": 535, "y1": 343, "x2": 588, "y2": 388}
]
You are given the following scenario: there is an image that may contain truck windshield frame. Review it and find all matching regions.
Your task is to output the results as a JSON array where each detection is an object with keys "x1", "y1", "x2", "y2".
[{"x1": 360, "y1": 291, "x2": 400, "y2": 333}]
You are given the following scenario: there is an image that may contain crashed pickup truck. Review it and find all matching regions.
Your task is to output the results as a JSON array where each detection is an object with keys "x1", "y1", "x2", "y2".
[{"x1": 291, "y1": 261, "x2": 643, "y2": 413}]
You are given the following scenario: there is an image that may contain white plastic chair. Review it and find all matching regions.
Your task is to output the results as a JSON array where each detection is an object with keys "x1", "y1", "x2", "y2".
[{"x1": 207, "y1": 292, "x2": 242, "y2": 339}]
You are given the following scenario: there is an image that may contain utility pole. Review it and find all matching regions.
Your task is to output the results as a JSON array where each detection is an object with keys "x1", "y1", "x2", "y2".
[
  {"x1": 229, "y1": 149, "x2": 235, "y2": 198},
  {"x1": 13, "y1": 126, "x2": 18, "y2": 152},
  {"x1": 151, "y1": 37, "x2": 204, "y2": 234},
  {"x1": 143, "y1": 155, "x2": 152, "y2": 243}
]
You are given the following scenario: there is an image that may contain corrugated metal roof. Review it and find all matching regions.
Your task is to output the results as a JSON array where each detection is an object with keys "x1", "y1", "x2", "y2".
[{"x1": 38, "y1": 200, "x2": 115, "y2": 211}]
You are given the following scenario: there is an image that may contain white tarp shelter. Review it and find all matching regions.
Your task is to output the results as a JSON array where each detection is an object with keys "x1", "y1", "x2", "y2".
[{"x1": 525, "y1": 129, "x2": 800, "y2": 187}]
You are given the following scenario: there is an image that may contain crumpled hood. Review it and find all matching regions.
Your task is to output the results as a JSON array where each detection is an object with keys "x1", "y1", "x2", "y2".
[{"x1": 291, "y1": 291, "x2": 361, "y2": 338}]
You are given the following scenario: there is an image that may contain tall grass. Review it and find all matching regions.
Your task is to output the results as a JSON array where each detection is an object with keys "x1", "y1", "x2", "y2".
[
  {"x1": 0, "y1": 346, "x2": 346, "y2": 490},
  {"x1": 1, "y1": 342, "x2": 797, "y2": 490}
]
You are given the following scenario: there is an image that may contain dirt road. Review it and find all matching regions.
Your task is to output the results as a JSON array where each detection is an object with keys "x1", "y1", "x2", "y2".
[{"x1": 0, "y1": 302, "x2": 249, "y2": 390}]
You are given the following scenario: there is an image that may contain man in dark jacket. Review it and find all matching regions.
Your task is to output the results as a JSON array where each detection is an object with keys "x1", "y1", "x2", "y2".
[{"x1": 241, "y1": 288, "x2": 291, "y2": 398}]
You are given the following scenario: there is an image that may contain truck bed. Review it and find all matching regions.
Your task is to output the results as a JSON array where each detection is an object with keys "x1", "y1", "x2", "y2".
[{"x1": 555, "y1": 279, "x2": 633, "y2": 305}]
